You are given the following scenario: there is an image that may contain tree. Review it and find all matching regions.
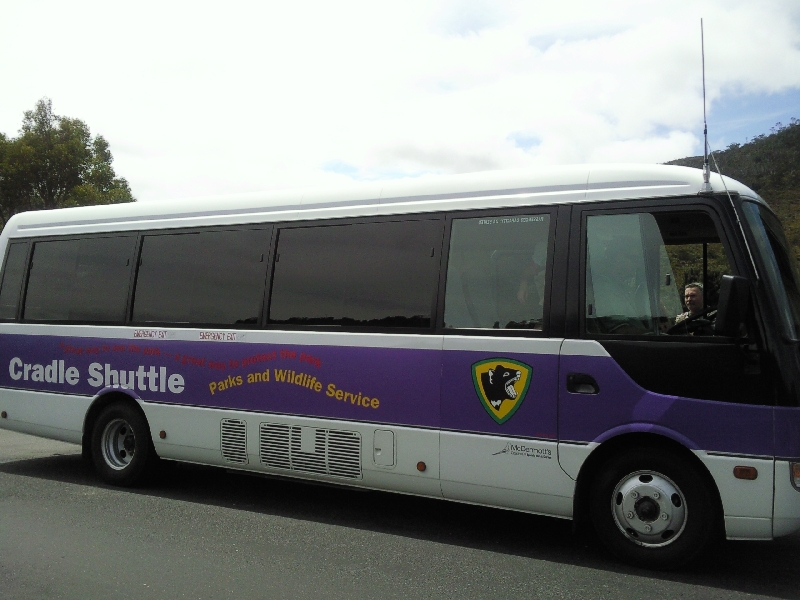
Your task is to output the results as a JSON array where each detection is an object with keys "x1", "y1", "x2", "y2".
[
  {"x1": 0, "y1": 98, "x2": 134, "y2": 228},
  {"x1": 667, "y1": 118, "x2": 800, "y2": 260}
]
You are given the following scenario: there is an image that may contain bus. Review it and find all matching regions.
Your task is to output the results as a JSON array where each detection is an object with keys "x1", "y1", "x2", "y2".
[{"x1": 0, "y1": 164, "x2": 798, "y2": 569}]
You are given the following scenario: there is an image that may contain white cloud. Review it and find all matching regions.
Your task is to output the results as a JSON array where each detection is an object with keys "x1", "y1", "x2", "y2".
[{"x1": 1, "y1": 0, "x2": 799, "y2": 200}]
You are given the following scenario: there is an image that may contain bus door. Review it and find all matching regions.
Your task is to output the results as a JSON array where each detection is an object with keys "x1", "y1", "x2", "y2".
[
  {"x1": 558, "y1": 202, "x2": 776, "y2": 536},
  {"x1": 438, "y1": 209, "x2": 576, "y2": 517}
]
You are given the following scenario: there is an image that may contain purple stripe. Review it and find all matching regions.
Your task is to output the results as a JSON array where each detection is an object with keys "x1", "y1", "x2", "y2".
[
  {"x1": 0, "y1": 334, "x2": 440, "y2": 427},
  {"x1": 559, "y1": 354, "x2": 774, "y2": 457},
  {"x1": 1, "y1": 333, "x2": 795, "y2": 458},
  {"x1": 775, "y1": 407, "x2": 800, "y2": 458}
]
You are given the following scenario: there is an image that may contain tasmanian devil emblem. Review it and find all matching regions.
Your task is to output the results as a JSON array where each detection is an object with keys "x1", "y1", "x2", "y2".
[
  {"x1": 481, "y1": 365, "x2": 521, "y2": 409},
  {"x1": 472, "y1": 358, "x2": 532, "y2": 424}
]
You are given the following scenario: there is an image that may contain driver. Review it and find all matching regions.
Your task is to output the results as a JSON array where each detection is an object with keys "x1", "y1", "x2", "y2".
[{"x1": 675, "y1": 283, "x2": 705, "y2": 324}]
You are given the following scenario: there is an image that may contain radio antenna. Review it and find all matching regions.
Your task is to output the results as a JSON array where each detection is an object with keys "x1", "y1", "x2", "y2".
[
  {"x1": 700, "y1": 18, "x2": 712, "y2": 192},
  {"x1": 698, "y1": 20, "x2": 759, "y2": 278}
]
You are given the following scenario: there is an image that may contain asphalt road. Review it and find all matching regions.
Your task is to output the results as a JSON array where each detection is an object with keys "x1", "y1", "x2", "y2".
[{"x1": 1, "y1": 429, "x2": 798, "y2": 600}]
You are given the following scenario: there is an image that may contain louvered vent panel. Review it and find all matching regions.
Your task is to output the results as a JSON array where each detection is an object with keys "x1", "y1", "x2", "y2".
[
  {"x1": 258, "y1": 422, "x2": 362, "y2": 480},
  {"x1": 326, "y1": 429, "x2": 362, "y2": 479},
  {"x1": 259, "y1": 422, "x2": 291, "y2": 469},
  {"x1": 220, "y1": 419, "x2": 248, "y2": 464},
  {"x1": 289, "y1": 426, "x2": 327, "y2": 475}
]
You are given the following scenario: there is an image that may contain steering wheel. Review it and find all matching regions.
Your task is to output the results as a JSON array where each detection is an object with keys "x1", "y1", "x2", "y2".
[{"x1": 666, "y1": 306, "x2": 717, "y2": 336}]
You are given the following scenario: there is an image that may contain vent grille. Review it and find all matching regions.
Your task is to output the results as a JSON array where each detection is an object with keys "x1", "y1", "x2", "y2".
[
  {"x1": 259, "y1": 422, "x2": 291, "y2": 470},
  {"x1": 259, "y1": 422, "x2": 362, "y2": 480},
  {"x1": 220, "y1": 418, "x2": 249, "y2": 464}
]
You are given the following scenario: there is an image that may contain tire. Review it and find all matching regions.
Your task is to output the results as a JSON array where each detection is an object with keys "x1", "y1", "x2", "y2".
[
  {"x1": 91, "y1": 402, "x2": 154, "y2": 487},
  {"x1": 589, "y1": 448, "x2": 719, "y2": 570}
]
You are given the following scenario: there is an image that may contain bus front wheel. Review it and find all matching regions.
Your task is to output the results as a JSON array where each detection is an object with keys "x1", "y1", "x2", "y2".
[
  {"x1": 589, "y1": 449, "x2": 718, "y2": 570},
  {"x1": 91, "y1": 402, "x2": 154, "y2": 486}
]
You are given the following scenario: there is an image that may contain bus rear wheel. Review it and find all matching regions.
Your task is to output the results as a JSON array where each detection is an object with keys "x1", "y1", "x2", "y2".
[
  {"x1": 589, "y1": 449, "x2": 718, "y2": 570},
  {"x1": 91, "y1": 402, "x2": 153, "y2": 487}
]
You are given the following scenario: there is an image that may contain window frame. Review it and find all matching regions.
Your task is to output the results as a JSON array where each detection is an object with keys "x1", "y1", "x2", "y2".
[
  {"x1": 0, "y1": 240, "x2": 31, "y2": 322},
  {"x1": 265, "y1": 214, "x2": 446, "y2": 334},
  {"x1": 129, "y1": 224, "x2": 274, "y2": 329},
  {"x1": 436, "y1": 205, "x2": 559, "y2": 338},
  {"x1": 573, "y1": 197, "x2": 749, "y2": 343},
  {"x1": 18, "y1": 233, "x2": 139, "y2": 326}
]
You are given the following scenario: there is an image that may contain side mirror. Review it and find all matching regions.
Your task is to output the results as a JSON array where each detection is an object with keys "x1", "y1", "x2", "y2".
[{"x1": 714, "y1": 275, "x2": 751, "y2": 337}]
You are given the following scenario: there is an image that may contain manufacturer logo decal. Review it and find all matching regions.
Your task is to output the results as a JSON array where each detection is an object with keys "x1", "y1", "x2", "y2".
[
  {"x1": 471, "y1": 358, "x2": 532, "y2": 424},
  {"x1": 493, "y1": 442, "x2": 552, "y2": 458}
]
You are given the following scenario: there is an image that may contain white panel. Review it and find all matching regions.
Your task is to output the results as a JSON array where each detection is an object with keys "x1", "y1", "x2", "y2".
[
  {"x1": 585, "y1": 184, "x2": 695, "y2": 203},
  {"x1": 557, "y1": 442, "x2": 597, "y2": 480},
  {"x1": 442, "y1": 336, "x2": 562, "y2": 355},
  {"x1": 696, "y1": 452, "x2": 774, "y2": 526},
  {"x1": 559, "y1": 339, "x2": 610, "y2": 357},
  {"x1": 376, "y1": 192, "x2": 587, "y2": 215},
  {"x1": 441, "y1": 431, "x2": 574, "y2": 514},
  {"x1": 299, "y1": 426, "x2": 316, "y2": 454},
  {"x1": 360, "y1": 470, "x2": 442, "y2": 498},
  {"x1": 144, "y1": 402, "x2": 226, "y2": 456},
  {"x1": 244, "y1": 329, "x2": 443, "y2": 350},
  {"x1": 143, "y1": 403, "x2": 440, "y2": 496},
  {"x1": 773, "y1": 461, "x2": 800, "y2": 537},
  {"x1": 5, "y1": 164, "x2": 734, "y2": 241},
  {"x1": 725, "y1": 517, "x2": 773, "y2": 540},
  {"x1": 0, "y1": 323, "x2": 444, "y2": 351},
  {"x1": 373, "y1": 429, "x2": 395, "y2": 467},
  {"x1": 442, "y1": 481, "x2": 573, "y2": 518},
  {"x1": 0, "y1": 388, "x2": 89, "y2": 444},
  {"x1": 377, "y1": 164, "x2": 590, "y2": 201},
  {"x1": 160, "y1": 447, "x2": 227, "y2": 466}
]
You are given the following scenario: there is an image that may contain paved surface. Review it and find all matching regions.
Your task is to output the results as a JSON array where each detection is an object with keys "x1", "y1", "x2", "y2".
[{"x1": 1, "y1": 428, "x2": 799, "y2": 599}]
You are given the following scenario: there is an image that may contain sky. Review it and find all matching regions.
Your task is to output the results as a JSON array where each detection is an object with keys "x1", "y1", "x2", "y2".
[{"x1": 1, "y1": 0, "x2": 799, "y2": 202}]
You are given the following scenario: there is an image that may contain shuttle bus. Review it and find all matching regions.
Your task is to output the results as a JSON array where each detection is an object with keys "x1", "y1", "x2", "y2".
[{"x1": 1, "y1": 164, "x2": 799, "y2": 569}]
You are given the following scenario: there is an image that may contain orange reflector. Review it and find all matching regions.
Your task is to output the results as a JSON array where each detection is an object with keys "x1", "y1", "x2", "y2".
[
  {"x1": 0, "y1": 411, "x2": 6, "y2": 419},
  {"x1": 733, "y1": 466, "x2": 758, "y2": 480},
  {"x1": 416, "y1": 461, "x2": 427, "y2": 472},
  {"x1": 159, "y1": 430, "x2": 167, "y2": 439},
  {"x1": 791, "y1": 463, "x2": 800, "y2": 490}
]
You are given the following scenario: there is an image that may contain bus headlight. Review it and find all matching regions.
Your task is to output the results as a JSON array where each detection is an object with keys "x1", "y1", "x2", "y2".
[{"x1": 792, "y1": 463, "x2": 800, "y2": 491}]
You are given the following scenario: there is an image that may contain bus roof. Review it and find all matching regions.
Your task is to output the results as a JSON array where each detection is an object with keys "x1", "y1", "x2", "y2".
[{"x1": 1, "y1": 163, "x2": 759, "y2": 238}]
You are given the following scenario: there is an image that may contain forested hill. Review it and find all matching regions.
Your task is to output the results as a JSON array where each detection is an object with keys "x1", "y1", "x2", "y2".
[{"x1": 666, "y1": 118, "x2": 800, "y2": 259}]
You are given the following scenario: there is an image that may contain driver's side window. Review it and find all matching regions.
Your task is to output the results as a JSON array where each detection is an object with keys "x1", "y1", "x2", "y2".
[{"x1": 584, "y1": 210, "x2": 734, "y2": 336}]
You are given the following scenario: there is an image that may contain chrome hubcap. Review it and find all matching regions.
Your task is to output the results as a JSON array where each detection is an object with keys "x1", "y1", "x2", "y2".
[
  {"x1": 612, "y1": 471, "x2": 687, "y2": 547},
  {"x1": 101, "y1": 418, "x2": 136, "y2": 470}
]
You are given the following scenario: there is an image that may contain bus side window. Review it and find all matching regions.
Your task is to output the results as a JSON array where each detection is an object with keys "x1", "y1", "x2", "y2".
[
  {"x1": 132, "y1": 228, "x2": 270, "y2": 326},
  {"x1": 0, "y1": 242, "x2": 29, "y2": 320},
  {"x1": 268, "y1": 219, "x2": 441, "y2": 328},
  {"x1": 443, "y1": 214, "x2": 550, "y2": 331},
  {"x1": 24, "y1": 236, "x2": 136, "y2": 323}
]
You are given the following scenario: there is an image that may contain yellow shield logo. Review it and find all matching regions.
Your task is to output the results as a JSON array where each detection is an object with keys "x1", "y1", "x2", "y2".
[{"x1": 472, "y1": 358, "x2": 532, "y2": 424}]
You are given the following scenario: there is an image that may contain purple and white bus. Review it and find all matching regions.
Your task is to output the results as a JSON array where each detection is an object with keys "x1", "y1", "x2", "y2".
[{"x1": 1, "y1": 164, "x2": 798, "y2": 569}]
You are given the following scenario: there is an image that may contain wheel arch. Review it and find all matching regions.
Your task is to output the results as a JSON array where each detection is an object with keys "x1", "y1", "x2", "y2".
[{"x1": 572, "y1": 432, "x2": 724, "y2": 538}]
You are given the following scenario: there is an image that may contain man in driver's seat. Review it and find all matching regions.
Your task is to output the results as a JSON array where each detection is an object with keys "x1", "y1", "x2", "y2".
[{"x1": 675, "y1": 283, "x2": 707, "y2": 324}]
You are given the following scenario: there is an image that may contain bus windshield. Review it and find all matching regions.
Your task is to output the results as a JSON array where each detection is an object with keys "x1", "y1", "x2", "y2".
[{"x1": 741, "y1": 200, "x2": 800, "y2": 341}]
